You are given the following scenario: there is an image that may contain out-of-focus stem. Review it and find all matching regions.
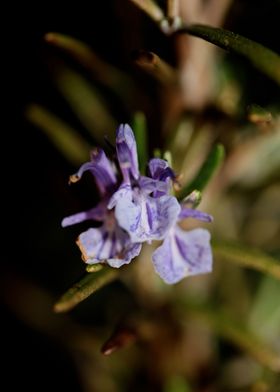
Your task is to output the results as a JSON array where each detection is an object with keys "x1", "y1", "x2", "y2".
[
  {"x1": 167, "y1": 0, "x2": 179, "y2": 19},
  {"x1": 45, "y1": 33, "x2": 136, "y2": 101},
  {"x1": 184, "y1": 305, "x2": 280, "y2": 372},
  {"x1": 52, "y1": 65, "x2": 117, "y2": 142},
  {"x1": 213, "y1": 241, "x2": 280, "y2": 281},
  {"x1": 129, "y1": 0, "x2": 164, "y2": 22},
  {"x1": 26, "y1": 104, "x2": 90, "y2": 165},
  {"x1": 133, "y1": 50, "x2": 177, "y2": 85}
]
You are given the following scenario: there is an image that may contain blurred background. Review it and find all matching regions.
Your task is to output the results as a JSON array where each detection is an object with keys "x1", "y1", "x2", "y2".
[{"x1": 4, "y1": 0, "x2": 280, "y2": 391}]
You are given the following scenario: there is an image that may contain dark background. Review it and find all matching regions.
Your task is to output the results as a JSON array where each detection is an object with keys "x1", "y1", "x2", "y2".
[{"x1": 4, "y1": 1, "x2": 280, "y2": 390}]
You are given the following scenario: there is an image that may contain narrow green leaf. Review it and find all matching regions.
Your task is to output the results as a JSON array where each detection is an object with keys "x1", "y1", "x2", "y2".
[
  {"x1": 179, "y1": 144, "x2": 225, "y2": 199},
  {"x1": 133, "y1": 112, "x2": 148, "y2": 174},
  {"x1": 213, "y1": 241, "x2": 280, "y2": 281},
  {"x1": 178, "y1": 24, "x2": 280, "y2": 85},
  {"x1": 26, "y1": 104, "x2": 90, "y2": 165},
  {"x1": 54, "y1": 268, "x2": 118, "y2": 313}
]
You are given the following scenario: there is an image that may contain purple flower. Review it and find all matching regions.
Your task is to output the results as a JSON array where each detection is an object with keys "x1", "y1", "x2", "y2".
[
  {"x1": 152, "y1": 205, "x2": 213, "y2": 284},
  {"x1": 62, "y1": 146, "x2": 142, "y2": 267},
  {"x1": 108, "y1": 125, "x2": 181, "y2": 243},
  {"x1": 76, "y1": 211, "x2": 141, "y2": 268},
  {"x1": 62, "y1": 123, "x2": 214, "y2": 284}
]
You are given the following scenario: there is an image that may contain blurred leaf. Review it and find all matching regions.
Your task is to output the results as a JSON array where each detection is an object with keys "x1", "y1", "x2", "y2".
[
  {"x1": 164, "y1": 375, "x2": 192, "y2": 392},
  {"x1": 179, "y1": 144, "x2": 225, "y2": 199},
  {"x1": 163, "y1": 150, "x2": 172, "y2": 167},
  {"x1": 222, "y1": 127, "x2": 280, "y2": 187},
  {"x1": 153, "y1": 148, "x2": 162, "y2": 158},
  {"x1": 53, "y1": 65, "x2": 117, "y2": 143},
  {"x1": 54, "y1": 268, "x2": 118, "y2": 313},
  {"x1": 178, "y1": 24, "x2": 280, "y2": 85},
  {"x1": 133, "y1": 112, "x2": 148, "y2": 174},
  {"x1": 45, "y1": 32, "x2": 136, "y2": 102},
  {"x1": 183, "y1": 303, "x2": 280, "y2": 372},
  {"x1": 133, "y1": 50, "x2": 177, "y2": 85},
  {"x1": 86, "y1": 263, "x2": 104, "y2": 273},
  {"x1": 101, "y1": 325, "x2": 137, "y2": 355},
  {"x1": 213, "y1": 241, "x2": 280, "y2": 281},
  {"x1": 129, "y1": 0, "x2": 164, "y2": 23},
  {"x1": 247, "y1": 104, "x2": 273, "y2": 125},
  {"x1": 249, "y1": 276, "x2": 280, "y2": 343},
  {"x1": 26, "y1": 104, "x2": 90, "y2": 165}
]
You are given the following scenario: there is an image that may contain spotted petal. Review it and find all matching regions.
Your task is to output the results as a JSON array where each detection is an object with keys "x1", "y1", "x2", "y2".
[{"x1": 152, "y1": 227, "x2": 212, "y2": 284}]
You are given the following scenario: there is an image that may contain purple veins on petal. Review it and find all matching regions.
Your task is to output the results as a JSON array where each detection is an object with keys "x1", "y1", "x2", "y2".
[
  {"x1": 114, "y1": 191, "x2": 181, "y2": 243},
  {"x1": 152, "y1": 227, "x2": 212, "y2": 284},
  {"x1": 138, "y1": 176, "x2": 169, "y2": 196},
  {"x1": 77, "y1": 222, "x2": 142, "y2": 268},
  {"x1": 148, "y1": 158, "x2": 175, "y2": 182},
  {"x1": 62, "y1": 202, "x2": 107, "y2": 227},
  {"x1": 107, "y1": 242, "x2": 142, "y2": 268},
  {"x1": 148, "y1": 158, "x2": 175, "y2": 196},
  {"x1": 116, "y1": 124, "x2": 139, "y2": 181},
  {"x1": 179, "y1": 207, "x2": 213, "y2": 222}
]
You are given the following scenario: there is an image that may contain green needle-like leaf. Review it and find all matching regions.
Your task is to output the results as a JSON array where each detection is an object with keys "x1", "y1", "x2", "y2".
[
  {"x1": 54, "y1": 268, "x2": 118, "y2": 313},
  {"x1": 133, "y1": 112, "x2": 148, "y2": 174},
  {"x1": 179, "y1": 144, "x2": 225, "y2": 200},
  {"x1": 178, "y1": 24, "x2": 280, "y2": 85}
]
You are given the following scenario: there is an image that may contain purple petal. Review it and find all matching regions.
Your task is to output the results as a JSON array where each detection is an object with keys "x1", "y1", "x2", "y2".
[
  {"x1": 62, "y1": 202, "x2": 106, "y2": 227},
  {"x1": 70, "y1": 148, "x2": 117, "y2": 195},
  {"x1": 116, "y1": 124, "x2": 139, "y2": 181},
  {"x1": 152, "y1": 227, "x2": 212, "y2": 284},
  {"x1": 107, "y1": 242, "x2": 142, "y2": 268},
  {"x1": 114, "y1": 193, "x2": 181, "y2": 243},
  {"x1": 77, "y1": 225, "x2": 141, "y2": 268},
  {"x1": 179, "y1": 207, "x2": 213, "y2": 222},
  {"x1": 148, "y1": 158, "x2": 175, "y2": 196},
  {"x1": 107, "y1": 183, "x2": 131, "y2": 209},
  {"x1": 148, "y1": 158, "x2": 175, "y2": 182},
  {"x1": 138, "y1": 176, "x2": 169, "y2": 196},
  {"x1": 77, "y1": 227, "x2": 106, "y2": 262}
]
